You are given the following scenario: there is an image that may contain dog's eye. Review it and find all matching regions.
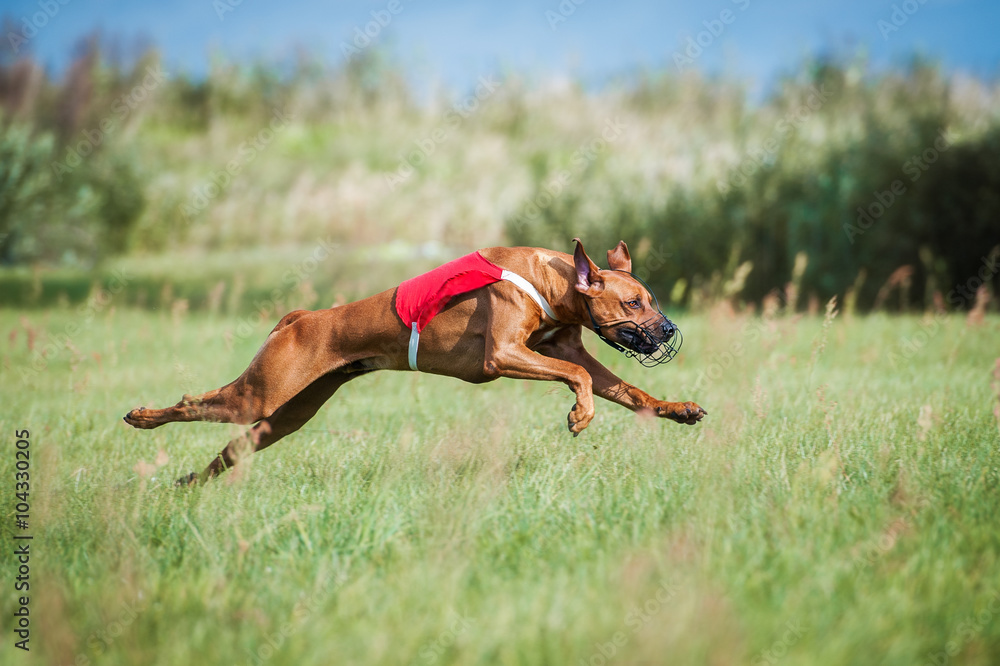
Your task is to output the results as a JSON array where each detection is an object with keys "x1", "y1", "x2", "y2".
[{"x1": 626, "y1": 299, "x2": 641, "y2": 309}]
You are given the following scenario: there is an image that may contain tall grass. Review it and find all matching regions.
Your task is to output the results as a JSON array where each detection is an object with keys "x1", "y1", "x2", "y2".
[{"x1": 2, "y1": 304, "x2": 998, "y2": 665}]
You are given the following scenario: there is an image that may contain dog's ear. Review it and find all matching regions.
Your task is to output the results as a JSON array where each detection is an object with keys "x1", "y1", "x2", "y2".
[
  {"x1": 572, "y1": 238, "x2": 605, "y2": 296},
  {"x1": 607, "y1": 240, "x2": 632, "y2": 273}
]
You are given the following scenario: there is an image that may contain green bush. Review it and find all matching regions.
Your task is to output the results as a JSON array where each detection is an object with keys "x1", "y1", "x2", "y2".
[
  {"x1": 507, "y1": 62, "x2": 999, "y2": 310},
  {"x1": 0, "y1": 122, "x2": 146, "y2": 266},
  {"x1": 2, "y1": 38, "x2": 998, "y2": 311},
  {"x1": 0, "y1": 124, "x2": 53, "y2": 263}
]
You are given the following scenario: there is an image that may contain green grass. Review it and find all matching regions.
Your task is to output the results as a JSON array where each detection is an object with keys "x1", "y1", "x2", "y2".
[{"x1": 2, "y1": 306, "x2": 1000, "y2": 665}]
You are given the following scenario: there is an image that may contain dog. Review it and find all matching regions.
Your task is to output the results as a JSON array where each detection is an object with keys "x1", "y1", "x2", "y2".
[{"x1": 124, "y1": 239, "x2": 706, "y2": 484}]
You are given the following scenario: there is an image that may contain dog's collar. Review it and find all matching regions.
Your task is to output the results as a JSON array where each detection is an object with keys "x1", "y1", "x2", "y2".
[{"x1": 408, "y1": 269, "x2": 558, "y2": 371}]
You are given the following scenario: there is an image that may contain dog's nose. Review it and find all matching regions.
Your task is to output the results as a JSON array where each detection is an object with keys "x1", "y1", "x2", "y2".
[{"x1": 660, "y1": 319, "x2": 676, "y2": 340}]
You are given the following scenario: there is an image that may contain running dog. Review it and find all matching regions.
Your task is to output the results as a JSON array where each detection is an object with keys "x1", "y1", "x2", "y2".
[{"x1": 124, "y1": 239, "x2": 706, "y2": 484}]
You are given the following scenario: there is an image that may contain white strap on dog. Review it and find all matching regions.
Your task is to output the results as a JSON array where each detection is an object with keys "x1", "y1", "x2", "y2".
[
  {"x1": 501, "y1": 270, "x2": 560, "y2": 322},
  {"x1": 407, "y1": 270, "x2": 558, "y2": 371},
  {"x1": 408, "y1": 322, "x2": 420, "y2": 371}
]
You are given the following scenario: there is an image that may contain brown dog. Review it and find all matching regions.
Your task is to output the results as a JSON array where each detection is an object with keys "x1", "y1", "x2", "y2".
[{"x1": 124, "y1": 239, "x2": 706, "y2": 484}]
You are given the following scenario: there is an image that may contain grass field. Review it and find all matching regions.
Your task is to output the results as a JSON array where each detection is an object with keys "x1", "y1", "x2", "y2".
[{"x1": 3, "y1": 304, "x2": 1000, "y2": 666}]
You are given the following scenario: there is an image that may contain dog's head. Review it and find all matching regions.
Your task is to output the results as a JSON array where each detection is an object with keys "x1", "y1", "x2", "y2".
[{"x1": 572, "y1": 238, "x2": 681, "y2": 366}]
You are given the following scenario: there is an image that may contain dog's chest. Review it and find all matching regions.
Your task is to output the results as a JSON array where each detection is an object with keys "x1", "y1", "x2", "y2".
[{"x1": 534, "y1": 324, "x2": 567, "y2": 344}]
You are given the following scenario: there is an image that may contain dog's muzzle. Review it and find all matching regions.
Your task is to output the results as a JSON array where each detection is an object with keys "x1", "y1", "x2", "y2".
[
  {"x1": 615, "y1": 316, "x2": 683, "y2": 366},
  {"x1": 585, "y1": 271, "x2": 683, "y2": 368},
  {"x1": 591, "y1": 313, "x2": 683, "y2": 367}
]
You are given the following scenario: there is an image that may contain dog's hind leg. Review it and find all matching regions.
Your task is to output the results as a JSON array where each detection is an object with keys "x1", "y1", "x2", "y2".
[
  {"x1": 123, "y1": 377, "x2": 268, "y2": 429},
  {"x1": 123, "y1": 384, "x2": 234, "y2": 430},
  {"x1": 179, "y1": 370, "x2": 362, "y2": 485},
  {"x1": 124, "y1": 293, "x2": 406, "y2": 432},
  {"x1": 124, "y1": 310, "x2": 359, "y2": 430}
]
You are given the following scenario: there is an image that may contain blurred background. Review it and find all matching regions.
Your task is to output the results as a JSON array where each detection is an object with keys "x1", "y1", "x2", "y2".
[{"x1": 1, "y1": 0, "x2": 998, "y2": 316}]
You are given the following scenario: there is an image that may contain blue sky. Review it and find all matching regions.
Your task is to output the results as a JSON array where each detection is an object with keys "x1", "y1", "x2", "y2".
[{"x1": 4, "y1": 0, "x2": 998, "y2": 97}]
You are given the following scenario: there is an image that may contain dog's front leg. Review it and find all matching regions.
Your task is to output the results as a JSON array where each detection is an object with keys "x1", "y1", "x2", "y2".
[
  {"x1": 537, "y1": 328, "x2": 706, "y2": 426},
  {"x1": 484, "y1": 343, "x2": 595, "y2": 435}
]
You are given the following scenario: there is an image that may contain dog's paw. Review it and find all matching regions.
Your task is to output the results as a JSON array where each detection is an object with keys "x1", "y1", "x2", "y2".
[
  {"x1": 175, "y1": 472, "x2": 199, "y2": 487},
  {"x1": 123, "y1": 407, "x2": 161, "y2": 430},
  {"x1": 656, "y1": 401, "x2": 707, "y2": 426},
  {"x1": 567, "y1": 402, "x2": 595, "y2": 436}
]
